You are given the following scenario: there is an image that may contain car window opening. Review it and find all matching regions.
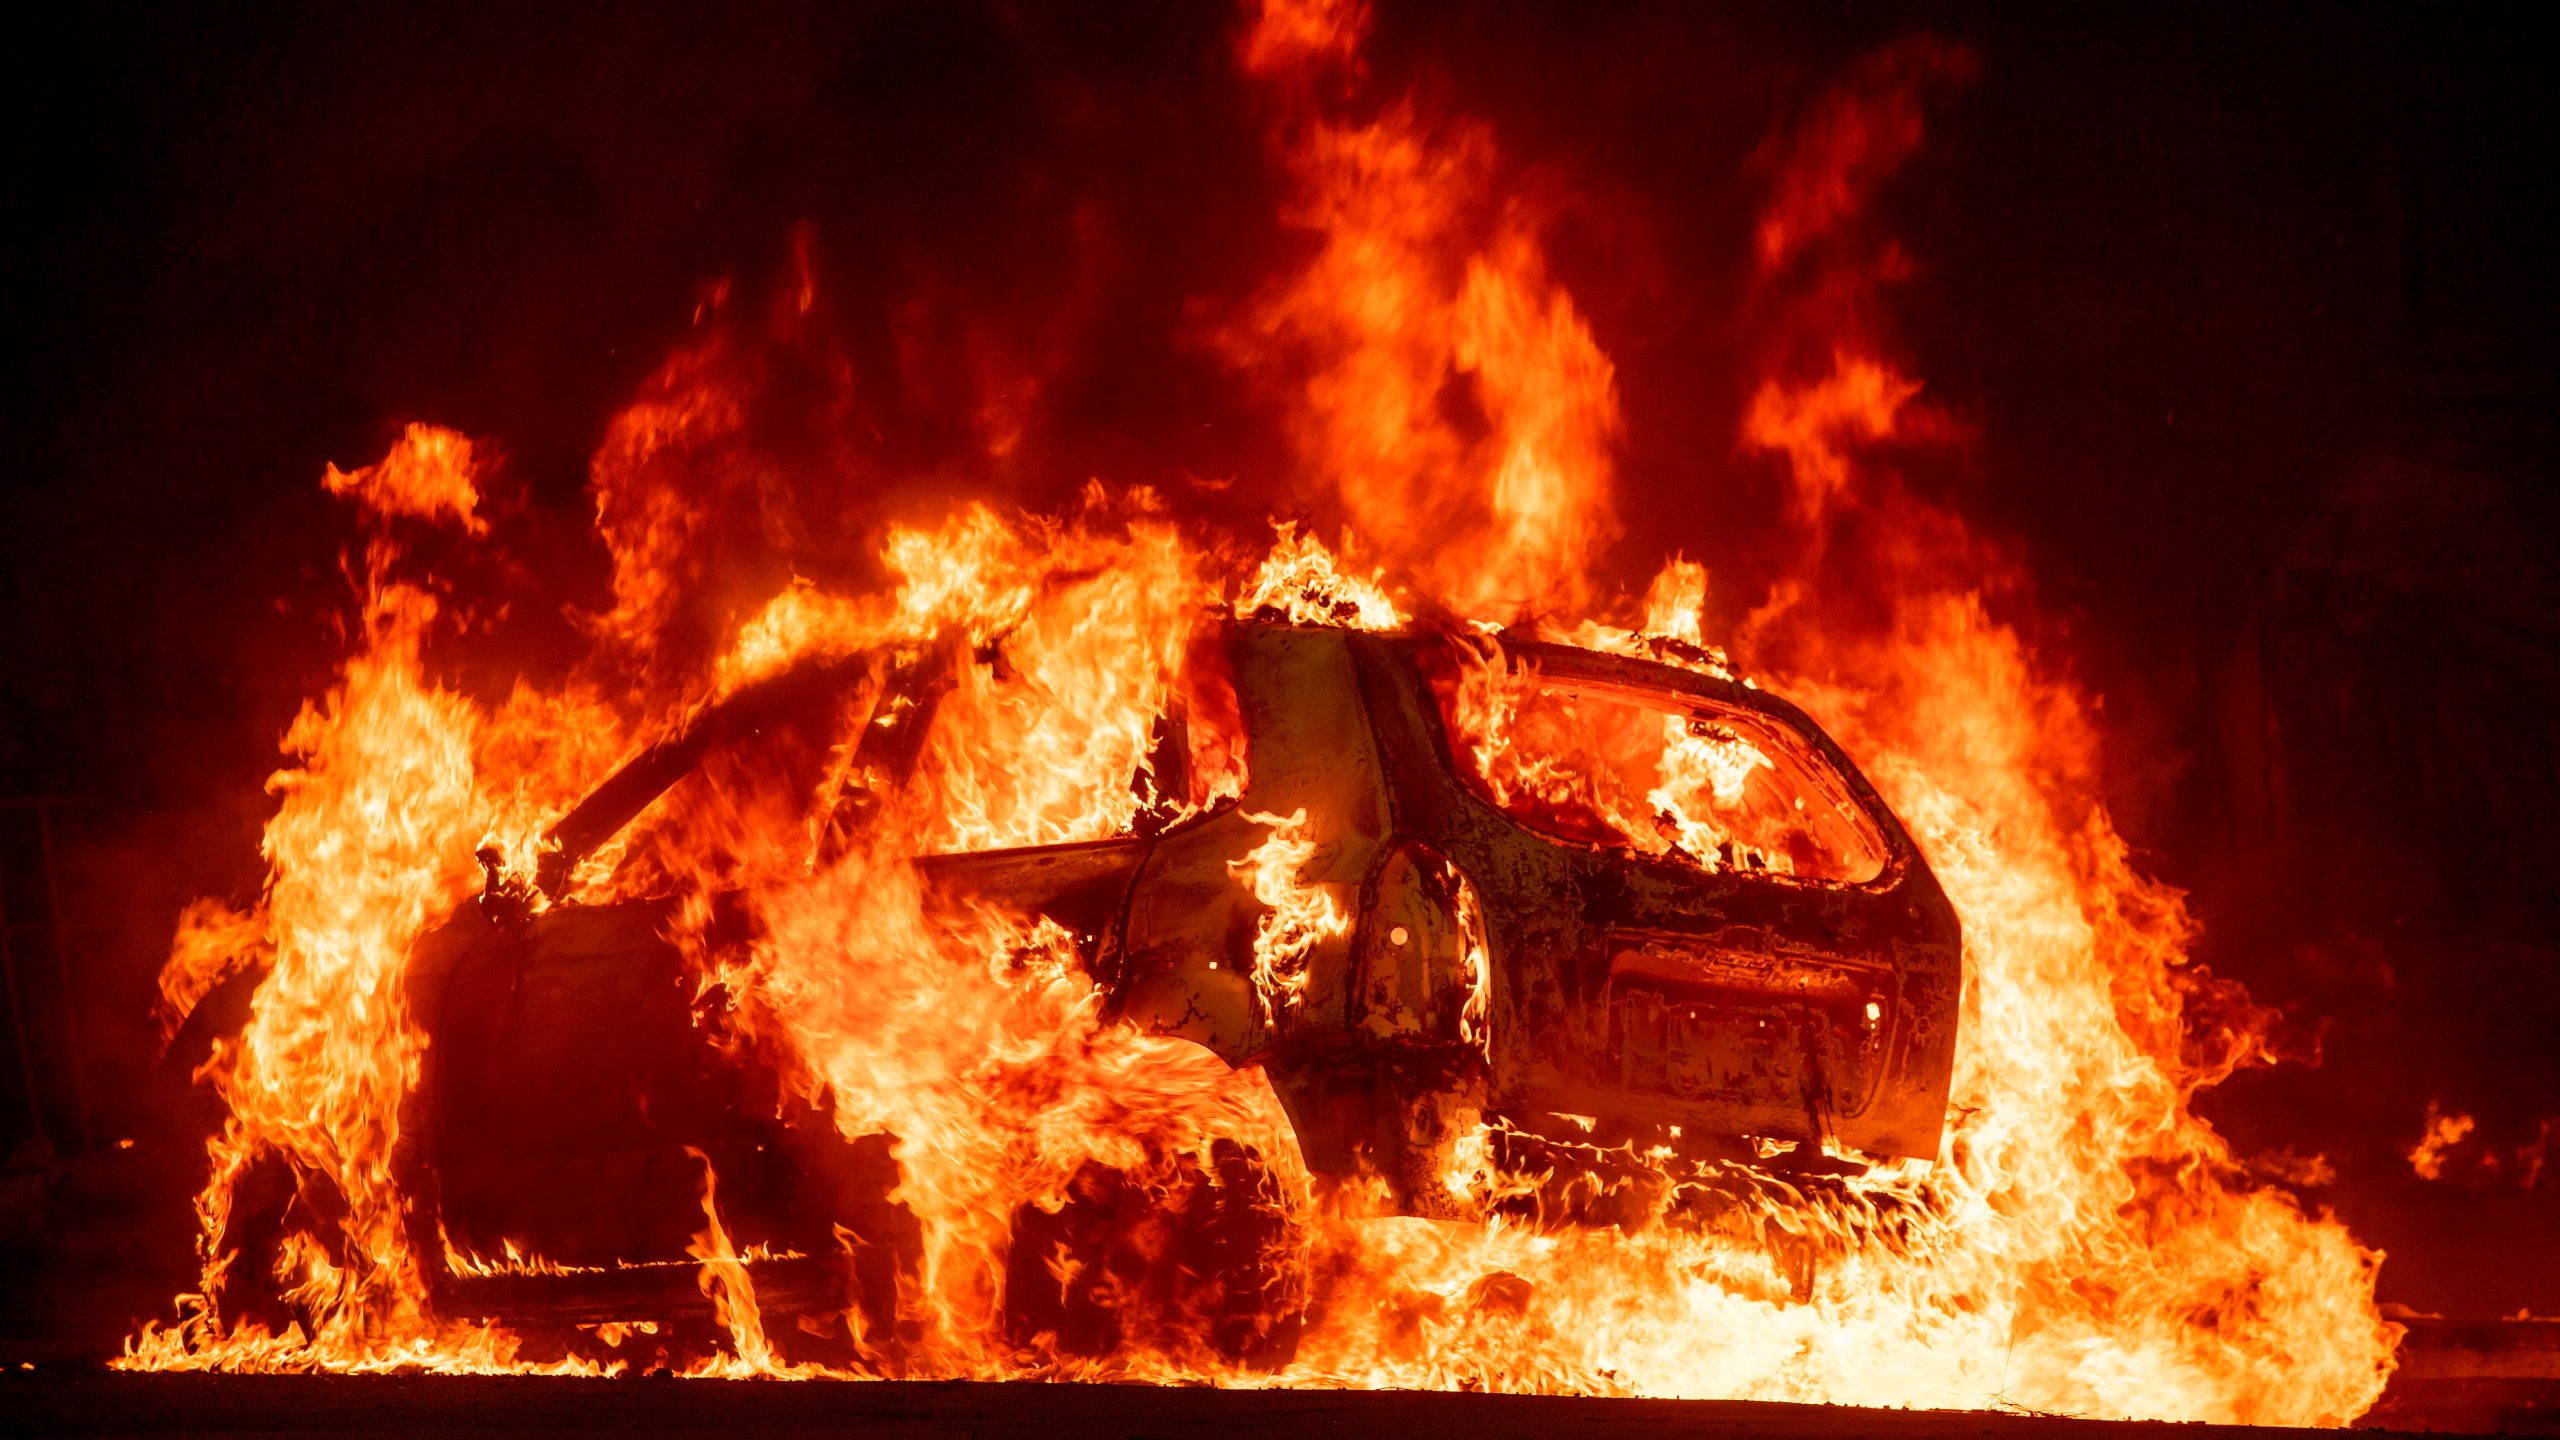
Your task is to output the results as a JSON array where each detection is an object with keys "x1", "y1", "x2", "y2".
[
  {"x1": 1419, "y1": 638, "x2": 1887, "y2": 884},
  {"x1": 580, "y1": 625, "x2": 1255, "y2": 898}
]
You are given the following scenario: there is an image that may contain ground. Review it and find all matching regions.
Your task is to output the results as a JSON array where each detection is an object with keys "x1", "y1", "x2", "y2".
[{"x1": 3, "y1": 1370, "x2": 2552, "y2": 1440}]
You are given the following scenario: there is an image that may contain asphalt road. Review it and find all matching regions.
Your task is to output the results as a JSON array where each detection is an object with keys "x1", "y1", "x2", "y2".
[{"x1": 0, "y1": 1372, "x2": 2541, "y2": 1440}]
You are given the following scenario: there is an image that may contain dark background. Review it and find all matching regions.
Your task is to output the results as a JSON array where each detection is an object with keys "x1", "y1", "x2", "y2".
[{"x1": 3, "y1": 1, "x2": 2554, "y2": 1347}]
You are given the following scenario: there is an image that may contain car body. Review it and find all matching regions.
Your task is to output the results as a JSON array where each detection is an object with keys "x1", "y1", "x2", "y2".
[{"x1": 191, "y1": 620, "x2": 1961, "y2": 1337}]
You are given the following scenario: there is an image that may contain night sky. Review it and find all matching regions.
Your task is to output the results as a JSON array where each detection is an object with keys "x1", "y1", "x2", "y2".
[{"x1": 4, "y1": 1, "x2": 2555, "y2": 1335}]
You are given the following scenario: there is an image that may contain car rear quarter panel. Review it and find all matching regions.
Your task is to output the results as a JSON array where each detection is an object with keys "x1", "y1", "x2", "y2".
[{"x1": 1343, "y1": 633, "x2": 1962, "y2": 1161}]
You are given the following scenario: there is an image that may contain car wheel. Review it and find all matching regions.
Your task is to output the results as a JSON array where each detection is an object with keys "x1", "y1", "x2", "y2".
[{"x1": 1001, "y1": 1137, "x2": 1304, "y2": 1370}]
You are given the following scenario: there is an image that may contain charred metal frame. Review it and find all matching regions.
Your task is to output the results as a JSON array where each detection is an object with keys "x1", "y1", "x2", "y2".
[
  {"x1": 182, "y1": 620, "x2": 1961, "y2": 1325},
  {"x1": 1098, "y1": 626, "x2": 1961, "y2": 1213}
]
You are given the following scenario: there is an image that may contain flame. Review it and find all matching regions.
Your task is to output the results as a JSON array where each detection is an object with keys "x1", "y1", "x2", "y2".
[
  {"x1": 1229, "y1": 808, "x2": 1352, "y2": 1022},
  {"x1": 1222, "y1": 0, "x2": 1618, "y2": 620},
  {"x1": 157, "y1": 898, "x2": 268, "y2": 1043},
  {"x1": 320, "y1": 423, "x2": 487, "y2": 535},
  {"x1": 1233, "y1": 522, "x2": 1403, "y2": 630},
  {"x1": 2407, "y1": 1100, "x2": 2477, "y2": 1182},
  {"x1": 1744, "y1": 354, "x2": 1923, "y2": 522},
  {"x1": 125, "y1": 3, "x2": 2400, "y2": 1426},
  {"x1": 1452, "y1": 873, "x2": 1491, "y2": 1064},
  {"x1": 682, "y1": 1148, "x2": 802, "y2": 1379},
  {"x1": 1754, "y1": 39, "x2": 1977, "y2": 273},
  {"x1": 2402, "y1": 1105, "x2": 2558, "y2": 1189},
  {"x1": 127, "y1": 563, "x2": 584, "y2": 1374}
]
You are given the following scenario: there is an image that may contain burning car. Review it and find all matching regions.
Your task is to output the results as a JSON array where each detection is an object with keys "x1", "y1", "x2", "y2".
[{"x1": 172, "y1": 617, "x2": 1958, "y2": 1357}]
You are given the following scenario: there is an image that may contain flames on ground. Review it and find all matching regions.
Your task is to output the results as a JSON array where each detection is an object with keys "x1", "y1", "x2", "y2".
[{"x1": 123, "y1": 0, "x2": 2397, "y2": 1425}]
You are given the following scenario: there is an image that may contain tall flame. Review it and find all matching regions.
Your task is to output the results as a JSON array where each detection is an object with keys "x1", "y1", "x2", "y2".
[{"x1": 1222, "y1": 0, "x2": 1619, "y2": 620}]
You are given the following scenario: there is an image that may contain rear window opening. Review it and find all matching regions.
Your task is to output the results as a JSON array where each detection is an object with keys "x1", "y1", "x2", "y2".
[{"x1": 1418, "y1": 638, "x2": 1888, "y2": 884}]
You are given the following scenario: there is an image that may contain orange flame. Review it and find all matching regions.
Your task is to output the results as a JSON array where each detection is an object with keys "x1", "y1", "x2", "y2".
[
  {"x1": 682, "y1": 1148, "x2": 803, "y2": 1379},
  {"x1": 1222, "y1": 1, "x2": 1617, "y2": 620},
  {"x1": 2407, "y1": 1100, "x2": 2477, "y2": 1182},
  {"x1": 1234, "y1": 522, "x2": 1404, "y2": 629},
  {"x1": 321, "y1": 423, "x2": 487, "y2": 534}
]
